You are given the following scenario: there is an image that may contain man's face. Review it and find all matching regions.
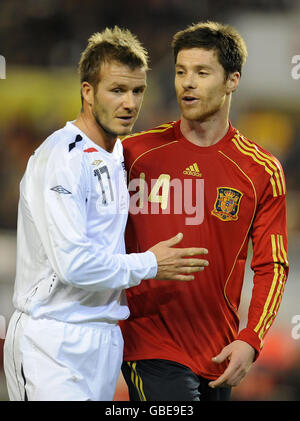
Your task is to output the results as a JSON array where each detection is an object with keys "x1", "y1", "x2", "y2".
[
  {"x1": 92, "y1": 61, "x2": 147, "y2": 137},
  {"x1": 175, "y1": 48, "x2": 236, "y2": 122}
]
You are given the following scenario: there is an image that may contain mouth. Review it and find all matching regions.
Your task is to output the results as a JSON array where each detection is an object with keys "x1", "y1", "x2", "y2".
[
  {"x1": 182, "y1": 96, "x2": 199, "y2": 105},
  {"x1": 117, "y1": 116, "x2": 135, "y2": 124}
]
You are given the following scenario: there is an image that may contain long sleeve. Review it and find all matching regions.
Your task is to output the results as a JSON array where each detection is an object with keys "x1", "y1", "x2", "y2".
[
  {"x1": 237, "y1": 161, "x2": 289, "y2": 355},
  {"x1": 25, "y1": 138, "x2": 157, "y2": 293}
]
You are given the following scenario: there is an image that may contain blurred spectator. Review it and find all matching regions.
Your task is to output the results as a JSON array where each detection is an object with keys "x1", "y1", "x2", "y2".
[{"x1": 0, "y1": 116, "x2": 42, "y2": 229}]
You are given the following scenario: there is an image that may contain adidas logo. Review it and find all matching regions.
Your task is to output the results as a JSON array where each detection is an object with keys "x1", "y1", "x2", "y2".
[{"x1": 183, "y1": 162, "x2": 202, "y2": 177}]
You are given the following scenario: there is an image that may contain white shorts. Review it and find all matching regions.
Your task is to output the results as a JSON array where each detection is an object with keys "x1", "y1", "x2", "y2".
[{"x1": 4, "y1": 310, "x2": 124, "y2": 401}]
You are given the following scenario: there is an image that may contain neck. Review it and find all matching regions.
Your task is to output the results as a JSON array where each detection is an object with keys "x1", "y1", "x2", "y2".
[
  {"x1": 73, "y1": 110, "x2": 117, "y2": 153},
  {"x1": 180, "y1": 100, "x2": 231, "y2": 147}
]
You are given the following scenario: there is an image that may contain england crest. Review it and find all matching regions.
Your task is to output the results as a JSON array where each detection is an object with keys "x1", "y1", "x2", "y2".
[{"x1": 211, "y1": 187, "x2": 243, "y2": 221}]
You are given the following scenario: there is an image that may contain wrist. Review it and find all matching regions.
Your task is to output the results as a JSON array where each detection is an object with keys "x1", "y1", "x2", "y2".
[{"x1": 237, "y1": 328, "x2": 262, "y2": 361}]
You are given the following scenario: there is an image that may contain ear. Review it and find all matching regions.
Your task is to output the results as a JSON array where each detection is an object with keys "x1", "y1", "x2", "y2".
[
  {"x1": 226, "y1": 72, "x2": 240, "y2": 94},
  {"x1": 81, "y1": 81, "x2": 94, "y2": 107}
]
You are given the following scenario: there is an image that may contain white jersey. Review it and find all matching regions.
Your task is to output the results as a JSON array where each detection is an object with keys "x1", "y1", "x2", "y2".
[{"x1": 13, "y1": 121, "x2": 157, "y2": 324}]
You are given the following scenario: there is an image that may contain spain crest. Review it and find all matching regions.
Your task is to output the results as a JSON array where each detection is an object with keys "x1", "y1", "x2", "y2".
[{"x1": 211, "y1": 187, "x2": 243, "y2": 221}]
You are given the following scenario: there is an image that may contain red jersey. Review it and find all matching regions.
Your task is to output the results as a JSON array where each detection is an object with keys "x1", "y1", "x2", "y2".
[{"x1": 120, "y1": 120, "x2": 289, "y2": 380}]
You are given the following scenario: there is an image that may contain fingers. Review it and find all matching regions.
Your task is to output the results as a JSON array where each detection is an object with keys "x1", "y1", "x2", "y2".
[
  {"x1": 208, "y1": 371, "x2": 232, "y2": 389},
  {"x1": 172, "y1": 274, "x2": 196, "y2": 282},
  {"x1": 208, "y1": 364, "x2": 244, "y2": 388},
  {"x1": 178, "y1": 258, "x2": 209, "y2": 267},
  {"x1": 208, "y1": 347, "x2": 232, "y2": 388},
  {"x1": 209, "y1": 358, "x2": 235, "y2": 388},
  {"x1": 179, "y1": 247, "x2": 209, "y2": 257},
  {"x1": 173, "y1": 257, "x2": 209, "y2": 279},
  {"x1": 159, "y1": 233, "x2": 208, "y2": 257},
  {"x1": 155, "y1": 266, "x2": 206, "y2": 281},
  {"x1": 162, "y1": 232, "x2": 183, "y2": 247},
  {"x1": 177, "y1": 266, "x2": 206, "y2": 275},
  {"x1": 162, "y1": 234, "x2": 208, "y2": 257},
  {"x1": 155, "y1": 272, "x2": 196, "y2": 281},
  {"x1": 151, "y1": 233, "x2": 209, "y2": 281},
  {"x1": 211, "y1": 347, "x2": 231, "y2": 364},
  {"x1": 208, "y1": 342, "x2": 253, "y2": 388}
]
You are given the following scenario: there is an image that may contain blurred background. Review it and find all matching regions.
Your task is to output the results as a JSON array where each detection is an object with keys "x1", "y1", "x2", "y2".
[{"x1": 0, "y1": 0, "x2": 300, "y2": 401}]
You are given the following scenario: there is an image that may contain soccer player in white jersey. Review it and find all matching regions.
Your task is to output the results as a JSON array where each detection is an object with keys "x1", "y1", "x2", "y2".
[{"x1": 3, "y1": 27, "x2": 209, "y2": 401}]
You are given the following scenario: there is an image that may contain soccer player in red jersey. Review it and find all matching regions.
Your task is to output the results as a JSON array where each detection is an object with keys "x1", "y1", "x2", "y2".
[{"x1": 120, "y1": 21, "x2": 289, "y2": 401}]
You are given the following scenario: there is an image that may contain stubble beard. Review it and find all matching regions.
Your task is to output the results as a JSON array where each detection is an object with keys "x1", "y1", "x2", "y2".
[
  {"x1": 92, "y1": 104, "x2": 135, "y2": 138},
  {"x1": 92, "y1": 106, "x2": 118, "y2": 138},
  {"x1": 181, "y1": 105, "x2": 220, "y2": 123},
  {"x1": 180, "y1": 96, "x2": 226, "y2": 123}
]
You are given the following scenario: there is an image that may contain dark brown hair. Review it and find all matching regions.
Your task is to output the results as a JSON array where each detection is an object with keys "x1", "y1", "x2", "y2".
[{"x1": 172, "y1": 21, "x2": 247, "y2": 78}]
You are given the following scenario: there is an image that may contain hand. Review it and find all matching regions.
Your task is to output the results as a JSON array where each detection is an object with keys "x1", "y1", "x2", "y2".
[
  {"x1": 208, "y1": 340, "x2": 255, "y2": 388},
  {"x1": 149, "y1": 232, "x2": 209, "y2": 281}
]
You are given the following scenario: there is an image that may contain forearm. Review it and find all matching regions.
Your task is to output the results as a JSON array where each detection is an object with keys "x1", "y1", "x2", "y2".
[{"x1": 238, "y1": 261, "x2": 288, "y2": 357}]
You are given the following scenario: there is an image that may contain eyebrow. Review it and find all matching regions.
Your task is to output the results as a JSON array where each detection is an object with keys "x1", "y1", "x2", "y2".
[
  {"x1": 175, "y1": 63, "x2": 213, "y2": 70},
  {"x1": 109, "y1": 82, "x2": 147, "y2": 89}
]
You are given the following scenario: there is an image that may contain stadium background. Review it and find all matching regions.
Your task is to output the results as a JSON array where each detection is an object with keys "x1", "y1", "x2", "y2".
[{"x1": 0, "y1": 0, "x2": 300, "y2": 401}]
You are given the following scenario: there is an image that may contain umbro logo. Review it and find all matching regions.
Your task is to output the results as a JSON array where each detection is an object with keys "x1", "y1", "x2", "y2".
[
  {"x1": 91, "y1": 160, "x2": 103, "y2": 166},
  {"x1": 183, "y1": 162, "x2": 202, "y2": 177},
  {"x1": 50, "y1": 185, "x2": 72, "y2": 194}
]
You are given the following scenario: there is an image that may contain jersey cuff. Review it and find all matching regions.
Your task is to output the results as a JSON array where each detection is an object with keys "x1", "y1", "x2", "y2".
[
  {"x1": 125, "y1": 250, "x2": 158, "y2": 288},
  {"x1": 237, "y1": 327, "x2": 263, "y2": 361},
  {"x1": 143, "y1": 250, "x2": 158, "y2": 279}
]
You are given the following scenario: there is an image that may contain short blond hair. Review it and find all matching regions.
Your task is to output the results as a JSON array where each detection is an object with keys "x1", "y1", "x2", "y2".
[
  {"x1": 172, "y1": 21, "x2": 247, "y2": 77},
  {"x1": 78, "y1": 26, "x2": 149, "y2": 90}
]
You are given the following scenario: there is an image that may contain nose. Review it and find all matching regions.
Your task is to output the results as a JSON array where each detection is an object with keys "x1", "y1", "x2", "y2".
[
  {"x1": 123, "y1": 92, "x2": 135, "y2": 110},
  {"x1": 182, "y1": 73, "x2": 197, "y2": 90}
]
